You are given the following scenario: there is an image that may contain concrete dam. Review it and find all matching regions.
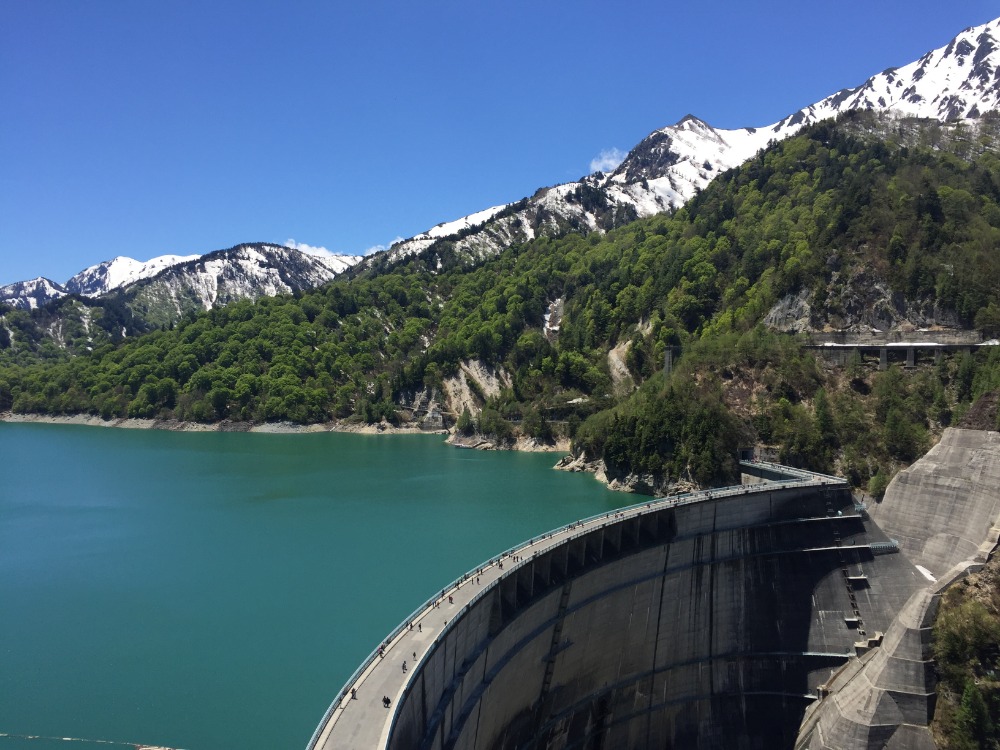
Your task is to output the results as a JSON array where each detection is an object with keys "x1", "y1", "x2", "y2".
[{"x1": 309, "y1": 428, "x2": 1000, "y2": 750}]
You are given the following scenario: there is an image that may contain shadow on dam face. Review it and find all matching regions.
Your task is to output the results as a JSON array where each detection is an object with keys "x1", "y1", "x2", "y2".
[{"x1": 384, "y1": 484, "x2": 904, "y2": 750}]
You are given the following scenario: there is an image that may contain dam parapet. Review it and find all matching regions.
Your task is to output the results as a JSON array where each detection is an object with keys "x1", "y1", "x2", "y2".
[{"x1": 309, "y1": 431, "x2": 999, "y2": 749}]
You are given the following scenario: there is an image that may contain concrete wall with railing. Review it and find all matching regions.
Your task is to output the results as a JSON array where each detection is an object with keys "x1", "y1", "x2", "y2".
[
  {"x1": 306, "y1": 469, "x2": 835, "y2": 750},
  {"x1": 379, "y1": 478, "x2": 918, "y2": 750},
  {"x1": 309, "y1": 437, "x2": 999, "y2": 750}
]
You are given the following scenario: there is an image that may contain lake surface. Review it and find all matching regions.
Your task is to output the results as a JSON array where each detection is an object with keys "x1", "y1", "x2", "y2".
[{"x1": 0, "y1": 423, "x2": 625, "y2": 750}]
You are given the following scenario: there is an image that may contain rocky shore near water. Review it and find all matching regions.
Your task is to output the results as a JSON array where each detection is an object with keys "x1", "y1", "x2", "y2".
[
  {"x1": 0, "y1": 411, "x2": 446, "y2": 437},
  {"x1": 446, "y1": 431, "x2": 570, "y2": 453},
  {"x1": 554, "y1": 453, "x2": 699, "y2": 497},
  {"x1": 0, "y1": 411, "x2": 569, "y2": 451},
  {"x1": 0, "y1": 411, "x2": 647, "y2": 492}
]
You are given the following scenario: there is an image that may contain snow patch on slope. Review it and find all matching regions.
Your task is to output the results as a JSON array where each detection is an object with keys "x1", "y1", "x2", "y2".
[
  {"x1": 66, "y1": 254, "x2": 200, "y2": 296},
  {"x1": 0, "y1": 277, "x2": 68, "y2": 310},
  {"x1": 415, "y1": 204, "x2": 512, "y2": 241},
  {"x1": 313, "y1": 253, "x2": 360, "y2": 275},
  {"x1": 361, "y1": 16, "x2": 1000, "y2": 274}
]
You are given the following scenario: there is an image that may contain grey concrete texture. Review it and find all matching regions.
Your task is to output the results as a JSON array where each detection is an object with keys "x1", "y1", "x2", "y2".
[
  {"x1": 868, "y1": 428, "x2": 1000, "y2": 579},
  {"x1": 799, "y1": 428, "x2": 1000, "y2": 750},
  {"x1": 381, "y1": 483, "x2": 916, "y2": 749},
  {"x1": 314, "y1": 433, "x2": 999, "y2": 749}
]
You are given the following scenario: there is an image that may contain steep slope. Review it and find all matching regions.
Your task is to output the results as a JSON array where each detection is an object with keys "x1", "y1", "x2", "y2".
[
  {"x1": 777, "y1": 19, "x2": 1000, "y2": 126},
  {"x1": 1, "y1": 254, "x2": 201, "y2": 310},
  {"x1": 2, "y1": 246, "x2": 360, "y2": 317},
  {"x1": 4, "y1": 115, "x2": 999, "y2": 469},
  {"x1": 122, "y1": 243, "x2": 361, "y2": 326},
  {"x1": 370, "y1": 17, "x2": 1000, "y2": 271},
  {"x1": 0, "y1": 277, "x2": 68, "y2": 311},
  {"x1": 66, "y1": 254, "x2": 200, "y2": 297},
  {"x1": 6, "y1": 19, "x2": 999, "y2": 313},
  {"x1": 800, "y1": 429, "x2": 1000, "y2": 750}
]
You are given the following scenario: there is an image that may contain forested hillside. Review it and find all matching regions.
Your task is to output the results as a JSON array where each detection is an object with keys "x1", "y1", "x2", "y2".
[
  {"x1": 932, "y1": 554, "x2": 1000, "y2": 749},
  {"x1": 3, "y1": 112, "x2": 1000, "y2": 492}
]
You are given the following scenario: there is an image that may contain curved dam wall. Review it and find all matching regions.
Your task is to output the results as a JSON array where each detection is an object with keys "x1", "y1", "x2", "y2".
[{"x1": 383, "y1": 480, "x2": 920, "y2": 750}]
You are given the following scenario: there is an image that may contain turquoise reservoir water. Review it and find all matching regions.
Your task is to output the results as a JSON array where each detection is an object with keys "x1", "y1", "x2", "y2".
[{"x1": 0, "y1": 424, "x2": 625, "y2": 750}]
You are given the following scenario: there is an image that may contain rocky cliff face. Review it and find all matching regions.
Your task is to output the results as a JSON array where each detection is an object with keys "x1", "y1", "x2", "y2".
[{"x1": 764, "y1": 273, "x2": 965, "y2": 335}]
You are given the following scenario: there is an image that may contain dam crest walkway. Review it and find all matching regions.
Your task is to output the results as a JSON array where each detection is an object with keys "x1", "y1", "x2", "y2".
[{"x1": 307, "y1": 461, "x2": 846, "y2": 750}]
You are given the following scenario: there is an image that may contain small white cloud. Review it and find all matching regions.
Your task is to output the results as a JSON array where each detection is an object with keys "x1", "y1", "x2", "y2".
[
  {"x1": 589, "y1": 148, "x2": 626, "y2": 174},
  {"x1": 361, "y1": 237, "x2": 405, "y2": 256},
  {"x1": 285, "y1": 238, "x2": 335, "y2": 257}
]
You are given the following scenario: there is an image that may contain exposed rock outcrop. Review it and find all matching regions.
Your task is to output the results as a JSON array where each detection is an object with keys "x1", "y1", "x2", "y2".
[
  {"x1": 440, "y1": 360, "x2": 510, "y2": 418},
  {"x1": 554, "y1": 453, "x2": 697, "y2": 496},
  {"x1": 766, "y1": 270, "x2": 967, "y2": 335}
]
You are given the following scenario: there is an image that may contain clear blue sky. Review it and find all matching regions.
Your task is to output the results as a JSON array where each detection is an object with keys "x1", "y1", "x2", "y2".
[{"x1": 2, "y1": 0, "x2": 997, "y2": 286}]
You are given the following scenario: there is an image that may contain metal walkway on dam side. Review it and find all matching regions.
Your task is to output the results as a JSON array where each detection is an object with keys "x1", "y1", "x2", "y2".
[{"x1": 307, "y1": 461, "x2": 864, "y2": 750}]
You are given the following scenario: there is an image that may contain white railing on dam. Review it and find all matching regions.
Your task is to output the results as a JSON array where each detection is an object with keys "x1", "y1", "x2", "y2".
[{"x1": 306, "y1": 464, "x2": 847, "y2": 750}]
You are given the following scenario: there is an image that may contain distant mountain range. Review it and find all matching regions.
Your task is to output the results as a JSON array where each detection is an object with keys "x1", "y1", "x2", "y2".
[
  {"x1": 4, "y1": 16, "x2": 1000, "y2": 318},
  {"x1": 66, "y1": 253, "x2": 201, "y2": 297},
  {"x1": 372, "y1": 16, "x2": 1000, "y2": 268},
  {"x1": 1, "y1": 245, "x2": 360, "y2": 321}
]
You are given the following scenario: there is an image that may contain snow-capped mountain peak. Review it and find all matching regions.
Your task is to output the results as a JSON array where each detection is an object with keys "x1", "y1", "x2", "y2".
[
  {"x1": 2, "y1": 245, "x2": 362, "y2": 316},
  {"x1": 0, "y1": 277, "x2": 68, "y2": 311},
  {"x1": 66, "y1": 253, "x2": 201, "y2": 297},
  {"x1": 147, "y1": 243, "x2": 361, "y2": 315},
  {"x1": 367, "y1": 16, "x2": 1000, "y2": 271},
  {"x1": 771, "y1": 17, "x2": 1000, "y2": 130},
  {"x1": 6, "y1": 16, "x2": 1000, "y2": 317}
]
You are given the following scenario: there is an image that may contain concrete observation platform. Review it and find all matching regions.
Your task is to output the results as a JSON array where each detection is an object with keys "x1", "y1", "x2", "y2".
[{"x1": 308, "y1": 461, "x2": 917, "y2": 750}]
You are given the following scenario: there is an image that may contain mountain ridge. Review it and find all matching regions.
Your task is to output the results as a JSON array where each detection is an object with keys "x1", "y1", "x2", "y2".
[
  {"x1": 3, "y1": 109, "x2": 1000, "y2": 503},
  {"x1": 0, "y1": 244, "x2": 360, "y2": 316},
  {"x1": 4, "y1": 16, "x2": 1000, "y2": 325},
  {"x1": 366, "y1": 17, "x2": 1000, "y2": 272},
  {"x1": 123, "y1": 243, "x2": 361, "y2": 326},
  {"x1": 66, "y1": 254, "x2": 200, "y2": 297}
]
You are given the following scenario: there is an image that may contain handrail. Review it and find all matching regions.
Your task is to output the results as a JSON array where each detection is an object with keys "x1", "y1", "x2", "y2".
[
  {"x1": 307, "y1": 470, "x2": 846, "y2": 749},
  {"x1": 738, "y1": 459, "x2": 846, "y2": 485}
]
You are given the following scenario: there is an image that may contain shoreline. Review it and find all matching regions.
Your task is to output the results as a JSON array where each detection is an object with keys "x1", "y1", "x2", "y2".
[
  {"x1": 0, "y1": 411, "x2": 725, "y2": 499},
  {"x1": 0, "y1": 411, "x2": 570, "y2": 453},
  {"x1": 0, "y1": 410, "x2": 448, "y2": 436}
]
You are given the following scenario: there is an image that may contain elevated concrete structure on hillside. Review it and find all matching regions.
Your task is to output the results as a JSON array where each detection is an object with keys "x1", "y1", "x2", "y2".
[{"x1": 804, "y1": 331, "x2": 997, "y2": 369}]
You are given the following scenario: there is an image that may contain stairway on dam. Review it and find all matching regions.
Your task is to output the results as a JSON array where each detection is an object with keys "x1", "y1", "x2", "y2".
[{"x1": 309, "y1": 429, "x2": 1000, "y2": 750}]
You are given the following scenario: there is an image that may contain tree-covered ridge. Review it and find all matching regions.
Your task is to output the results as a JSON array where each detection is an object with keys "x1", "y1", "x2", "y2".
[
  {"x1": 2, "y1": 113, "x2": 1000, "y2": 490},
  {"x1": 932, "y1": 555, "x2": 1000, "y2": 749},
  {"x1": 0, "y1": 294, "x2": 149, "y2": 364}
]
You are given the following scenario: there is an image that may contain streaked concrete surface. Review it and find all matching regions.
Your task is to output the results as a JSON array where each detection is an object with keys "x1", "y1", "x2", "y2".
[
  {"x1": 311, "y1": 468, "x2": 859, "y2": 749},
  {"x1": 307, "y1": 434, "x2": 1000, "y2": 749},
  {"x1": 799, "y1": 428, "x2": 1000, "y2": 750}
]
